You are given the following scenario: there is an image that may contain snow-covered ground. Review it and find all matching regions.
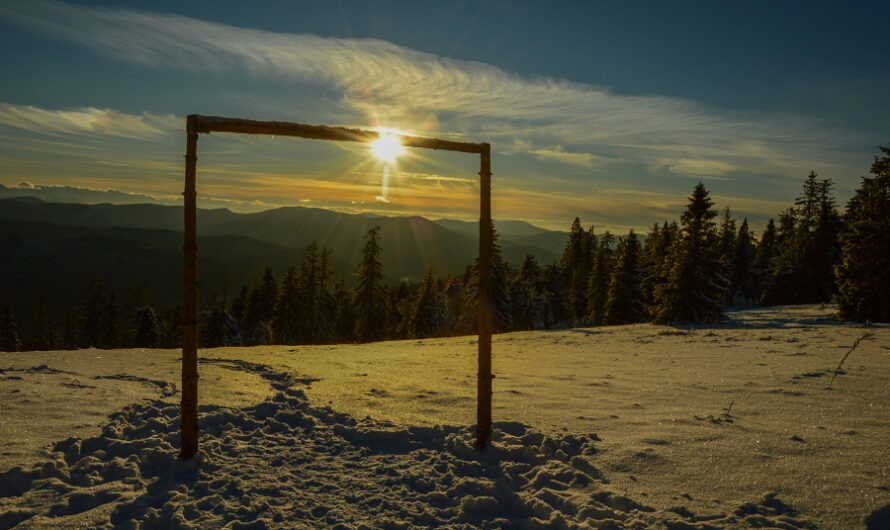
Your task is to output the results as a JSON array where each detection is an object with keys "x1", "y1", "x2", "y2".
[{"x1": 1, "y1": 305, "x2": 887, "y2": 529}]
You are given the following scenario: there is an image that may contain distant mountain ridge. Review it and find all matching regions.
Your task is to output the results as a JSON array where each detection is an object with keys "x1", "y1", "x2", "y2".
[{"x1": 0, "y1": 196, "x2": 568, "y2": 322}]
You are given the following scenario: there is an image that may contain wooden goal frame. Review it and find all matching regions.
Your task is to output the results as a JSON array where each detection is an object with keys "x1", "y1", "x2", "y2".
[{"x1": 181, "y1": 114, "x2": 494, "y2": 459}]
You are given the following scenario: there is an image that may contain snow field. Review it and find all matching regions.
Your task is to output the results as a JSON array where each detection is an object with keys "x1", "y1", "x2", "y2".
[{"x1": 1, "y1": 358, "x2": 817, "y2": 529}]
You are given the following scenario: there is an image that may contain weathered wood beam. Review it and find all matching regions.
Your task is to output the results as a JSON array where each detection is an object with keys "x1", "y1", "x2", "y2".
[{"x1": 189, "y1": 115, "x2": 487, "y2": 154}]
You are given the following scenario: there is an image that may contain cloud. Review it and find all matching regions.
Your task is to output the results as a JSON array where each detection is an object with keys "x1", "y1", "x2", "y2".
[
  {"x1": 529, "y1": 146, "x2": 600, "y2": 168},
  {"x1": 0, "y1": 103, "x2": 178, "y2": 139},
  {"x1": 0, "y1": 0, "x2": 867, "y2": 184}
]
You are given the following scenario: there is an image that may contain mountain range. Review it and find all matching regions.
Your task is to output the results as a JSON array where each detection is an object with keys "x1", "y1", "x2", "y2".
[{"x1": 0, "y1": 194, "x2": 568, "y2": 323}]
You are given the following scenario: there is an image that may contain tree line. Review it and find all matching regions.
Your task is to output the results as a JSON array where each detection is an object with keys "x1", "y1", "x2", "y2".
[{"x1": 2, "y1": 145, "x2": 888, "y2": 351}]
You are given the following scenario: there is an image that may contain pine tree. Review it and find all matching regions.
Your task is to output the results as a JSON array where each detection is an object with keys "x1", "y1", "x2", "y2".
[
  {"x1": 406, "y1": 268, "x2": 445, "y2": 338},
  {"x1": 542, "y1": 263, "x2": 568, "y2": 328},
  {"x1": 354, "y1": 227, "x2": 388, "y2": 342},
  {"x1": 293, "y1": 243, "x2": 336, "y2": 344},
  {"x1": 29, "y1": 295, "x2": 57, "y2": 351},
  {"x1": 587, "y1": 232, "x2": 614, "y2": 325},
  {"x1": 642, "y1": 221, "x2": 678, "y2": 306},
  {"x1": 161, "y1": 305, "x2": 182, "y2": 348},
  {"x1": 123, "y1": 281, "x2": 150, "y2": 346},
  {"x1": 729, "y1": 219, "x2": 759, "y2": 306},
  {"x1": 200, "y1": 294, "x2": 241, "y2": 347},
  {"x1": 100, "y1": 292, "x2": 120, "y2": 348},
  {"x1": 273, "y1": 266, "x2": 300, "y2": 344},
  {"x1": 510, "y1": 255, "x2": 546, "y2": 330},
  {"x1": 756, "y1": 218, "x2": 778, "y2": 300},
  {"x1": 1, "y1": 306, "x2": 22, "y2": 352},
  {"x1": 653, "y1": 183, "x2": 727, "y2": 324},
  {"x1": 603, "y1": 230, "x2": 646, "y2": 325},
  {"x1": 332, "y1": 279, "x2": 356, "y2": 343},
  {"x1": 134, "y1": 306, "x2": 163, "y2": 348},
  {"x1": 836, "y1": 145, "x2": 890, "y2": 322},
  {"x1": 256, "y1": 266, "x2": 277, "y2": 342},
  {"x1": 560, "y1": 218, "x2": 595, "y2": 324},
  {"x1": 77, "y1": 277, "x2": 105, "y2": 348},
  {"x1": 717, "y1": 207, "x2": 737, "y2": 269},
  {"x1": 763, "y1": 173, "x2": 841, "y2": 305}
]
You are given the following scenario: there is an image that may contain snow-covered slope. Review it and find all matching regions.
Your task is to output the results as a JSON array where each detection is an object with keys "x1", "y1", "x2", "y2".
[{"x1": 1, "y1": 306, "x2": 887, "y2": 529}]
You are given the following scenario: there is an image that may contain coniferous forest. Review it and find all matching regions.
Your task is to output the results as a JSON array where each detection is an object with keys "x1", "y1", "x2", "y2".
[{"x1": 2, "y1": 145, "x2": 889, "y2": 352}]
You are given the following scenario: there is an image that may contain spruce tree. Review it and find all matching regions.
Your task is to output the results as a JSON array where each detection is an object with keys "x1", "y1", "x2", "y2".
[
  {"x1": 200, "y1": 294, "x2": 241, "y2": 347},
  {"x1": 586, "y1": 232, "x2": 614, "y2": 325},
  {"x1": 354, "y1": 226, "x2": 388, "y2": 342},
  {"x1": 652, "y1": 183, "x2": 727, "y2": 324},
  {"x1": 1, "y1": 306, "x2": 22, "y2": 352},
  {"x1": 134, "y1": 306, "x2": 163, "y2": 348},
  {"x1": 510, "y1": 254, "x2": 546, "y2": 330},
  {"x1": 101, "y1": 292, "x2": 120, "y2": 348},
  {"x1": 407, "y1": 268, "x2": 445, "y2": 338},
  {"x1": 253, "y1": 266, "x2": 277, "y2": 344},
  {"x1": 560, "y1": 218, "x2": 595, "y2": 324},
  {"x1": 603, "y1": 230, "x2": 646, "y2": 325},
  {"x1": 642, "y1": 221, "x2": 678, "y2": 306},
  {"x1": 77, "y1": 277, "x2": 105, "y2": 348},
  {"x1": 331, "y1": 279, "x2": 355, "y2": 343},
  {"x1": 717, "y1": 207, "x2": 737, "y2": 269},
  {"x1": 273, "y1": 266, "x2": 300, "y2": 344},
  {"x1": 836, "y1": 145, "x2": 890, "y2": 322},
  {"x1": 729, "y1": 219, "x2": 759, "y2": 306},
  {"x1": 162, "y1": 305, "x2": 182, "y2": 348},
  {"x1": 763, "y1": 172, "x2": 841, "y2": 305},
  {"x1": 461, "y1": 221, "x2": 512, "y2": 333},
  {"x1": 29, "y1": 295, "x2": 57, "y2": 351},
  {"x1": 756, "y1": 218, "x2": 778, "y2": 300},
  {"x1": 542, "y1": 263, "x2": 568, "y2": 328}
]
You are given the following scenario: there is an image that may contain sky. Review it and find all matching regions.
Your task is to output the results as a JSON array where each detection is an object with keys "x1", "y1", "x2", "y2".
[{"x1": 0, "y1": 0, "x2": 887, "y2": 233}]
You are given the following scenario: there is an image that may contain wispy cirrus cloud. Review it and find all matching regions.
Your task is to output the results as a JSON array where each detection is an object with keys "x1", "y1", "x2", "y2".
[
  {"x1": 1, "y1": 0, "x2": 877, "y2": 233},
  {"x1": 0, "y1": 103, "x2": 178, "y2": 139},
  {"x1": 0, "y1": 0, "x2": 867, "y2": 183}
]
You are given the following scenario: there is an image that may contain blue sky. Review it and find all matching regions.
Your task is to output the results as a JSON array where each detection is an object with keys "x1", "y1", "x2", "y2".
[{"x1": 0, "y1": 0, "x2": 887, "y2": 232}]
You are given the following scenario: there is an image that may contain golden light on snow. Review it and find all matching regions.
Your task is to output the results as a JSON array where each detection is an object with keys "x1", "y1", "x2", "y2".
[{"x1": 370, "y1": 133, "x2": 405, "y2": 163}]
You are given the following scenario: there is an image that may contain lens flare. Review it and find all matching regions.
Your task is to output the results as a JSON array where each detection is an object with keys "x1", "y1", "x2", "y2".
[{"x1": 370, "y1": 134, "x2": 404, "y2": 163}]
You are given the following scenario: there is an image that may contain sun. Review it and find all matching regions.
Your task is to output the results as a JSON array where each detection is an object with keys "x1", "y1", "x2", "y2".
[{"x1": 370, "y1": 133, "x2": 405, "y2": 163}]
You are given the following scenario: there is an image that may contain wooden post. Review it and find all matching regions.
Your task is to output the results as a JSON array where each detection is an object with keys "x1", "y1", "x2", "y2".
[
  {"x1": 181, "y1": 115, "x2": 199, "y2": 460},
  {"x1": 476, "y1": 144, "x2": 493, "y2": 450}
]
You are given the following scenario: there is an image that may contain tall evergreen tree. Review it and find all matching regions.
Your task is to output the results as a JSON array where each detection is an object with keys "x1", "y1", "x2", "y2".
[
  {"x1": 603, "y1": 230, "x2": 646, "y2": 325},
  {"x1": 29, "y1": 295, "x2": 58, "y2": 351},
  {"x1": 763, "y1": 173, "x2": 841, "y2": 305},
  {"x1": 77, "y1": 277, "x2": 105, "y2": 348},
  {"x1": 642, "y1": 221, "x2": 678, "y2": 306},
  {"x1": 1, "y1": 306, "x2": 22, "y2": 352},
  {"x1": 100, "y1": 292, "x2": 120, "y2": 348},
  {"x1": 653, "y1": 183, "x2": 727, "y2": 324},
  {"x1": 510, "y1": 254, "x2": 546, "y2": 331},
  {"x1": 332, "y1": 279, "x2": 356, "y2": 343},
  {"x1": 836, "y1": 145, "x2": 890, "y2": 322},
  {"x1": 586, "y1": 232, "x2": 614, "y2": 325},
  {"x1": 134, "y1": 305, "x2": 163, "y2": 348},
  {"x1": 729, "y1": 219, "x2": 759, "y2": 306},
  {"x1": 461, "y1": 222, "x2": 512, "y2": 333},
  {"x1": 542, "y1": 263, "x2": 568, "y2": 328},
  {"x1": 717, "y1": 207, "x2": 737, "y2": 269},
  {"x1": 200, "y1": 294, "x2": 241, "y2": 347},
  {"x1": 354, "y1": 226, "x2": 388, "y2": 342},
  {"x1": 560, "y1": 218, "x2": 596, "y2": 324},
  {"x1": 161, "y1": 305, "x2": 182, "y2": 348},
  {"x1": 406, "y1": 268, "x2": 445, "y2": 338},
  {"x1": 756, "y1": 218, "x2": 778, "y2": 297},
  {"x1": 273, "y1": 266, "x2": 300, "y2": 344}
]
